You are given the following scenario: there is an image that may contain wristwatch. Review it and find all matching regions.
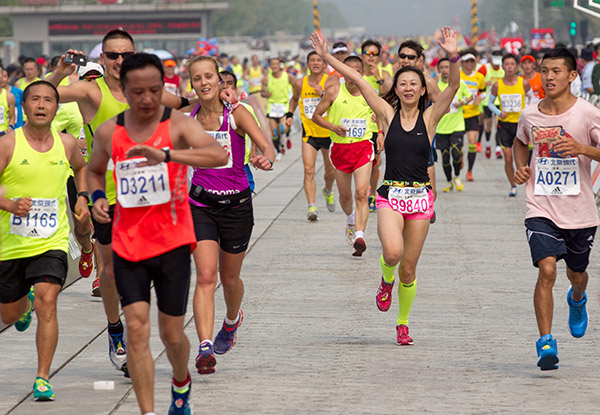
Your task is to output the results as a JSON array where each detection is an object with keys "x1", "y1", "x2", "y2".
[
  {"x1": 162, "y1": 147, "x2": 171, "y2": 163},
  {"x1": 76, "y1": 191, "x2": 90, "y2": 203},
  {"x1": 376, "y1": 79, "x2": 385, "y2": 85}
]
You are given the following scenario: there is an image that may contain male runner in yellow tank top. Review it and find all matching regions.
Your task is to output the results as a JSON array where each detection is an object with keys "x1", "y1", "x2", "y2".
[
  {"x1": 0, "y1": 64, "x2": 16, "y2": 136},
  {"x1": 287, "y1": 51, "x2": 336, "y2": 221},
  {"x1": 0, "y1": 81, "x2": 89, "y2": 401}
]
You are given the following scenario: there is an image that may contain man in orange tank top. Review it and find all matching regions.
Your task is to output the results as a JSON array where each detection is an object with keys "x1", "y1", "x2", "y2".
[
  {"x1": 87, "y1": 53, "x2": 227, "y2": 415},
  {"x1": 521, "y1": 54, "x2": 545, "y2": 102}
]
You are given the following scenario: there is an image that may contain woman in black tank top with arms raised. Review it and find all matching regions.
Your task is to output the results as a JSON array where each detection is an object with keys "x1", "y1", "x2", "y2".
[{"x1": 311, "y1": 26, "x2": 460, "y2": 345}]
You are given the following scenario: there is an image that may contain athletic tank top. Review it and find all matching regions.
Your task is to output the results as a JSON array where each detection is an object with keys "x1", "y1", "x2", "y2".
[
  {"x1": 528, "y1": 72, "x2": 546, "y2": 100},
  {"x1": 363, "y1": 75, "x2": 381, "y2": 94},
  {"x1": 460, "y1": 69, "x2": 485, "y2": 118},
  {"x1": 299, "y1": 74, "x2": 330, "y2": 139},
  {"x1": 266, "y1": 71, "x2": 290, "y2": 116},
  {"x1": 248, "y1": 65, "x2": 263, "y2": 94},
  {"x1": 328, "y1": 83, "x2": 374, "y2": 144},
  {"x1": 0, "y1": 128, "x2": 70, "y2": 260},
  {"x1": 0, "y1": 89, "x2": 9, "y2": 131},
  {"x1": 111, "y1": 107, "x2": 196, "y2": 261},
  {"x1": 381, "y1": 110, "x2": 430, "y2": 184},
  {"x1": 189, "y1": 104, "x2": 249, "y2": 207},
  {"x1": 482, "y1": 64, "x2": 504, "y2": 106},
  {"x1": 85, "y1": 77, "x2": 130, "y2": 205},
  {"x1": 230, "y1": 63, "x2": 244, "y2": 87},
  {"x1": 498, "y1": 77, "x2": 526, "y2": 123},
  {"x1": 378, "y1": 62, "x2": 394, "y2": 77}
]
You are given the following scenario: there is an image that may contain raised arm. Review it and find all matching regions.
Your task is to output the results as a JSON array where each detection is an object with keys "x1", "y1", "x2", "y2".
[{"x1": 427, "y1": 26, "x2": 460, "y2": 126}]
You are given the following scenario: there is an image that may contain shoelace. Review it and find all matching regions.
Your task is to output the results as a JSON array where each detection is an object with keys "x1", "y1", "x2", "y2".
[{"x1": 571, "y1": 302, "x2": 585, "y2": 321}]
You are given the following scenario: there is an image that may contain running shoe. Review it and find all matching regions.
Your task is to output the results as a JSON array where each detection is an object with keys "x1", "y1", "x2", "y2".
[
  {"x1": 396, "y1": 325, "x2": 414, "y2": 346},
  {"x1": 567, "y1": 287, "x2": 588, "y2": 338},
  {"x1": 536, "y1": 334, "x2": 559, "y2": 371},
  {"x1": 345, "y1": 224, "x2": 355, "y2": 246},
  {"x1": 307, "y1": 206, "x2": 319, "y2": 222},
  {"x1": 509, "y1": 186, "x2": 518, "y2": 197},
  {"x1": 286, "y1": 138, "x2": 292, "y2": 150},
  {"x1": 495, "y1": 146, "x2": 502, "y2": 159},
  {"x1": 168, "y1": 380, "x2": 193, "y2": 415},
  {"x1": 476, "y1": 142, "x2": 482, "y2": 152},
  {"x1": 442, "y1": 181, "x2": 453, "y2": 193},
  {"x1": 352, "y1": 237, "x2": 366, "y2": 257},
  {"x1": 368, "y1": 195, "x2": 377, "y2": 212},
  {"x1": 91, "y1": 276, "x2": 101, "y2": 297},
  {"x1": 453, "y1": 177, "x2": 464, "y2": 192},
  {"x1": 485, "y1": 146, "x2": 491, "y2": 159},
  {"x1": 466, "y1": 171, "x2": 474, "y2": 182},
  {"x1": 376, "y1": 277, "x2": 394, "y2": 312},
  {"x1": 195, "y1": 341, "x2": 216, "y2": 375},
  {"x1": 33, "y1": 377, "x2": 55, "y2": 401},
  {"x1": 109, "y1": 329, "x2": 128, "y2": 375},
  {"x1": 275, "y1": 152, "x2": 283, "y2": 162},
  {"x1": 15, "y1": 286, "x2": 34, "y2": 332},
  {"x1": 322, "y1": 187, "x2": 335, "y2": 212},
  {"x1": 79, "y1": 241, "x2": 94, "y2": 278},
  {"x1": 213, "y1": 310, "x2": 243, "y2": 355}
]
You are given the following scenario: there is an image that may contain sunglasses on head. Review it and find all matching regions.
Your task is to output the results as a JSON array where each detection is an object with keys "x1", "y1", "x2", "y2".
[
  {"x1": 363, "y1": 50, "x2": 380, "y2": 57},
  {"x1": 103, "y1": 51, "x2": 135, "y2": 60},
  {"x1": 399, "y1": 53, "x2": 418, "y2": 60},
  {"x1": 81, "y1": 73, "x2": 102, "y2": 81}
]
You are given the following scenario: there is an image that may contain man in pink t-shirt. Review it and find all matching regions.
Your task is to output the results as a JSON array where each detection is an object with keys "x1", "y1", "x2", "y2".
[{"x1": 514, "y1": 48, "x2": 600, "y2": 371}]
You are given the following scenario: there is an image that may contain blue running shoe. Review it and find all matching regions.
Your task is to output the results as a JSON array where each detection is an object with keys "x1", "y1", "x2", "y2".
[
  {"x1": 567, "y1": 287, "x2": 588, "y2": 338},
  {"x1": 195, "y1": 341, "x2": 216, "y2": 374},
  {"x1": 168, "y1": 380, "x2": 193, "y2": 415},
  {"x1": 108, "y1": 329, "x2": 128, "y2": 377},
  {"x1": 536, "y1": 334, "x2": 559, "y2": 371},
  {"x1": 213, "y1": 310, "x2": 243, "y2": 355},
  {"x1": 33, "y1": 377, "x2": 55, "y2": 401},
  {"x1": 15, "y1": 286, "x2": 34, "y2": 332}
]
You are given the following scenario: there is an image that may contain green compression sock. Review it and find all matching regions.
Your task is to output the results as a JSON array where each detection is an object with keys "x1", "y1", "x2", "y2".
[
  {"x1": 397, "y1": 279, "x2": 417, "y2": 326},
  {"x1": 380, "y1": 254, "x2": 397, "y2": 284}
]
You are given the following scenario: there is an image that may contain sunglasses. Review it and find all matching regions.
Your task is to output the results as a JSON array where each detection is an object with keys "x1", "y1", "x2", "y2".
[
  {"x1": 399, "y1": 53, "x2": 418, "y2": 60},
  {"x1": 103, "y1": 51, "x2": 135, "y2": 60},
  {"x1": 81, "y1": 73, "x2": 102, "y2": 81},
  {"x1": 363, "y1": 50, "x2": 380, "y2": 57}
]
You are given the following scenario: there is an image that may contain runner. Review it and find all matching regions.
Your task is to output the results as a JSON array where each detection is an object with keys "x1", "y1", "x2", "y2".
[
  {"x1": 460, "y1": 49, "x2": 486, "y2": 181},
  {"x1": 261, "y1": 57, "x2": 294, "y2": 160},
  {"x1": 0, "y1": 64, "x2": 16, "y2": 137},
  {"x1": 513, "y1": 47, "x2": 600, "y2": 371},
  {"x1": 88, "y1": 53, "x2": 228, "y2": 414},
  {"x1": 184, "y1": 56, "x2": 275, "y2": 376},
  {"x1": 287, "y1": 51, "x2": 336, "y2": 221},
  {"x1": 487, "y1": 53, "x2": 532, "y2": 196},
  {"x1": 479, "y1": 51, "x2": 504, "y2": 159},
  {"x1": 312, "y1": 25, "x2": 459, "y2": 344},
  {"x1": 244, "y1": 55, "x2": 264, "y2": 95},
  {"x1": 0, "y1": 80, "x2": 90, "y2": 401},
  {"x1": 163, "y1": 59, "x2": 185, "y2": 97},
  {"x1": 435, "y1": 57, "x2": 472, "y2": 192},
  {"x1": 521, "y1": 54, "x2": 545, "y2": 103},
  {"x1": 329, "y1": 42, "x2": 349, "y2": 80},
  {"x1": 17, "y1": 57, "x2": 41, "y2": 91}
]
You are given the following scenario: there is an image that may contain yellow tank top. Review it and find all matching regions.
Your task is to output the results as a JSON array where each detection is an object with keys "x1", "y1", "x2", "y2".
[
  {"x1": 327, "y1": 83, "x2": 373, "y2": 144},
  {"x1": 498, "y1": 77, "x2": 525, "y2": 123},
  {"x1": 299, "y1": 74, "x2": 330, "y2": 139},
  {"x1": 0, "y1": 128, "x2": 70, "y2": 260},
  {"x1": 266, "y1": 71, "x2": 290, "y2": 117},
  {"x1": 0, "y1": 89, "x2": 9, "y2": 131},
  {"x1": 460, "y1": 69, "x2": 485, "y2": 118},
  {"x1": 248, "y1": 65, "x2": 263, "y2": 94}
]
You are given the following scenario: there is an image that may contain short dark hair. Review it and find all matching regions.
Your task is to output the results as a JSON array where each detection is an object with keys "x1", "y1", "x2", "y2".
[
  {"x1": 22, "y1": 57, "x2": 36, "y2": 65},
  {"x1": 102, "y1": 29, "x2": 134, "y2": 50},
  {"x1": 307, "y1": 50, "x2": 322, "y2": 62},
  {"x1": 502, "y1": 53, "x2": 518, "y2": 64},
  {"x1": 542, "y1": 48, "x2": 577, "y2": 72},
  {"x1": 219, "y1": 70, "x2": 237, "y2": 86},
  {"x1": 437, "y1": 57, "x2": 449, "y2": 69},
  {"x1": 343, "y1": 55, "x2": 364, "y2": 69},
  {"x1": 23, "y1": 80, "x2": 59, "y2": 103},
  {"x1": 398, "y1": 40, "x2": 424, "y2": 58},
  {"x1": 382, "y1": 66, "x2": 428, "y2": 112},
  {"x1": 120, "y1": 53, "x2": 164, "y2": 86},
  {"x1": 361, "y1": 39, "x2": 382, "y2": 54}
]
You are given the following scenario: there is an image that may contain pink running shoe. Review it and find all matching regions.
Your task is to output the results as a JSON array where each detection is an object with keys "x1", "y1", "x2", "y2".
[
  {"x1": 396, "y1": 324, "x2": 414, "y2": 346},
  {"x1": 376, "y1": 277, "x2": 394, "y2": 312}
]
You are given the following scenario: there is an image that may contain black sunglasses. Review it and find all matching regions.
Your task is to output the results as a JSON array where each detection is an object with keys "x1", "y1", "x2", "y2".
[
  {"x1": 399, "y1": 53, "x2": 418, "y2": 60},
  {"x1": 103, "y1": 51, "x2": 135, "y2": 60}
]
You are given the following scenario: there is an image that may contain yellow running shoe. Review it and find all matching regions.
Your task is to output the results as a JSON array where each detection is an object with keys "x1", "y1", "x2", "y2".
[
  {"x1": 453, "y1": 177, "x2": 464, "y2": 192},
  {"x1": 442, "y1": 181, "x2": 453, "y2": 193}
]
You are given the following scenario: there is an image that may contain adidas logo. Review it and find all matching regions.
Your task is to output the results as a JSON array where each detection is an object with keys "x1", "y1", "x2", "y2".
[
  {"x1": 20, "y1": 159, "x2": 29, "y2": 165},
  {"x1": 137, "y1": 195, "x2": 149, "y2": 204},
  {"x1": 27, "y1": 228, "x2": 39, "y2": 237},
  {"x1": 342, "y1": 100, "x2": 348, "y2": 104},
  {"x1": 551, "y1": 186, "x2": 562, "y2": 195}
]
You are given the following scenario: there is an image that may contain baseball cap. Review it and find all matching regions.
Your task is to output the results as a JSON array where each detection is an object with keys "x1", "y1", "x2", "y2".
[
  {"x1": 78, "y1": 62, "x2": 104, "y2": 79},
  {"x1": 520, "y1": 55, "x2": 535, "y2": 64},
  {"x1": 164, "y1": 59, "x2": 176, "y2": 67},
  {"x1": 581, "y1": 48, "x2": 594, "y2": 61},
  {"x1": 461, "y1": 53, "x2": 476, "y2": 61},
  {"x1": 331, "y1": 42, "x2": 348, "y2": 54},
  {"x1": 36, "y1": 57, "x2": 47, "y2": 65}
]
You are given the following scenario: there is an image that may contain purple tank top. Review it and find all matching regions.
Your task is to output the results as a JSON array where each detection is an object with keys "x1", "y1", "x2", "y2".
[{"x1": 189, "y1": 104, "x2": 249, "y2": 207}]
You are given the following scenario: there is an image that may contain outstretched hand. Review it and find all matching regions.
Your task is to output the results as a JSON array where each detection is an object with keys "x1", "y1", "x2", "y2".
[
  {"x1": 310, "y1": 32, "x2": 329, "y2": 58},
  {"x1": 437, "y1": 26, "x2": 458, "y2": 57}
]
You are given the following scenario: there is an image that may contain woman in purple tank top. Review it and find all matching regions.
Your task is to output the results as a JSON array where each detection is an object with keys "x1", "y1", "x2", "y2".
[{"x1": 182, "y1": 56, "x2": 276, "y2": 375}]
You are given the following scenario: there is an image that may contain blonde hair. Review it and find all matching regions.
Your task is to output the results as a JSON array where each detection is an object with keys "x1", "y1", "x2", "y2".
[{"x1": 186, "y1": 55, "x2": 219, "y2": 75}]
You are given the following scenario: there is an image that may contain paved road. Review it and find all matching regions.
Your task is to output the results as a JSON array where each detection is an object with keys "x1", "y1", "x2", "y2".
[{"x1": 2, "y1": 134, "x2": 600, "y2": 415}]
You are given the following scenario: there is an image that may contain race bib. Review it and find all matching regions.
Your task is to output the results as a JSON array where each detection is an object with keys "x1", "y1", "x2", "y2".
[
  {"x1": 340, "y1": 118, "x2": 367, "y2": 138},
  {"x1": 269, "y1": 103, "x2": 287, "y2": 118},
  {"x1": 206, "y1": 131, "x2": 233, "y2": 169},
  {"x1": 449, "y1": 97, "x2": 460, "y2": 114},
  {"x1": 302, "y1": 97, "x2": 322, "y2": 120},
  {"x1": 249, "y1": 78, "x2": 262, "y2": 88},
  {"x1": 500, "y1": 93, "x2": 522, "y2": 113},
  {"x1": 116, "y1": 158, "x2": 171, "y2": 208},
  {"x1": 0, "y1": 106, "x2": 4, "y2": 124},
  {"x1": 388, "y1": 187, "x2": 429, "y2": 214},
  {"x1": 10, "y1": 198, "x2": 59, "y2": 238},
  {"x1": 534, "y1": 157, "x2": 580, "y2": 196}
]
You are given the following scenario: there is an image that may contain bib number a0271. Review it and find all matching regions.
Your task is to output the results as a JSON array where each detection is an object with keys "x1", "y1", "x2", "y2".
[
  {"x1": 534, "y1": 157, "x2": 580, "y2": 196},
  {"x1": 388, "y1": 187, "x2": 429, "y2": 214},
  {"x1": 10, "y1": 198, "x2": 58, "y2": 238},
  {"x1": 340, "y1": 118, "x2": 367, "y2": 138},
  {"x1": 116, "y1": 159, "x2": 171, "y2": 208}
]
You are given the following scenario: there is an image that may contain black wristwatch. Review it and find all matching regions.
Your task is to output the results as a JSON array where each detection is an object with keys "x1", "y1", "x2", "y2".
[
  {"x1": 76, "y1": 191, "x2": 90, "y2": 203},
  {"x1": 162, "y1": 147, "x2": 171, "y2": 163},
  {"x1": 376, "y1": 79, "x2": 385, "y2": 85}
]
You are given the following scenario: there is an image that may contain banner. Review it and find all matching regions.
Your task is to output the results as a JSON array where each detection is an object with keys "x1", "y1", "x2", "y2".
[
  {"x1": 500, "y1": 37, "x2": 524, "y2": 54},
  {"x1": 531, "y1": 28, "x2": 555, "y2": 50}
]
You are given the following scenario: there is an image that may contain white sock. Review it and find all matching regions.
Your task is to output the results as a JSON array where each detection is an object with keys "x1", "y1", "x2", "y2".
[
  {"x1": 201, "y1": 339, "x2": 212, "y2": 345},
  {"x1": 225, "y1": 314, "x2": 239, "y2": 326},
  {"x1": 355, "y1": 230, "x2": 364, "y2": 239},
  {"x1": 144, "y1": 413, "x2": 157, "y2": 415},
  {"x1": 347, "y1": 212, "x2": 355, "y2": 225},
  {"x1": 308, "y1": 203, "x2": 316, "y2": 208}
]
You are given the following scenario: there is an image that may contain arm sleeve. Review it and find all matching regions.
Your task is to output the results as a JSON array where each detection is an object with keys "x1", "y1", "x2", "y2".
[{"x1": 487, "y1": 93, "x2": 502, "y2": 116}]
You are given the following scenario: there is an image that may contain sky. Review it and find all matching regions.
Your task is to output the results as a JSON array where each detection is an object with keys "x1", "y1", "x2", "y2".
[{"x1": 322, "y1": 0, "x2": 472, "y2": 36}]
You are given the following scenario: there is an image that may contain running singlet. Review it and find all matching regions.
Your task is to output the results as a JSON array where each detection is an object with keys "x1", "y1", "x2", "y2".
[
  {"x1": 528, "y1": 72, "x2": 546, "y2": 101},
  {"x1": 0, "y1": 88, "x2": 9, "y2": 132},
  {"x1": 327, "y1": 83, "x2": 374, "y2": 144},
  {"x1": 363, "y1": 75, "x2": 381, "y2": 94},
  {"x1": 266, "y1": 71, "x2": 290, "y2": 118},
  {"x1": 299, "y1": 74, "x2": 330, "y2": 139},
  {"x1": 111, "y1": 107, "x2": 196, "y2": 261},
  {"x1": 164, "y1": 74, "x2": 180, "y2": 96},
  {"x1": 498, "y1": 77, "x2": 526, "y2": 123},
  {"x1": 436, "y1": 79, "x2": 471, "y2": 134},
  {"x1": 481, "y1": 64, "x2": 504, "y2": 107},
  {"x1": 248, "y1": 65, "x2": 263, "y2": 94},
  {"x1": 189, "y1": 104, "x2": 249, "y2": 206},
  {"x1": 460, "y1": 69, "x2": 486, "y2": 118},
  {"x1": 85, "y1": 77, "x2": 130, "y2": 205},
  {"x1": 0, "y1": 128, "x2": 70, "y2": 261}
]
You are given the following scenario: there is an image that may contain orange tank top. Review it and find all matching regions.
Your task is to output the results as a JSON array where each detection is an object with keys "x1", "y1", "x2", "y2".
[
  {"x1": 528, "y1": 72, "x2": 546, "y2": 100},
  {"x1": 111, "y1": 107, "x2": 196, "y2": 261}
]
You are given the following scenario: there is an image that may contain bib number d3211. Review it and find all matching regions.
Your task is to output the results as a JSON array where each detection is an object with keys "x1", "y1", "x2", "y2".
[
  {"x1": 388, "y1": 187, "x2": 429, "y2": 214},
  {"x1": 116, "y1": 158, "x2": 171, "y2": 208}
]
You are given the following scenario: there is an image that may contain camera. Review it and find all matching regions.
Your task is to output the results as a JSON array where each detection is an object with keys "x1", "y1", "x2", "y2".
[{"x1": 65, "y1": 53, "x2": 88, "y2": 66}]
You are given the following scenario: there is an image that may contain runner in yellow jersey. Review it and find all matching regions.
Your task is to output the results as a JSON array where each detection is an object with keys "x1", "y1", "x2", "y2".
[
  {"x1": 0, "y1": 81, "x2": 89, "y2": 401},
  {"x1": 244, "y1": 54, "x2": 264, "y2": 95},
  {"x1": 313, "y1": 55, "x2": 375, "y2": 257},
  {"x1": 0, "y1": 64, "x2": 16, "y2": 136},
  {"x1": 479, "y1": 51, "x2": 505, "y2": 159},
  {"x1": 17, "y1": 57, "x2": 41, "y2": 91},
  {"x1": 488, "y1": 53, "x2": 532, "y2": 196},
  {"x1": 287, "y1": 51, "x2": 336, "y2": 221}
]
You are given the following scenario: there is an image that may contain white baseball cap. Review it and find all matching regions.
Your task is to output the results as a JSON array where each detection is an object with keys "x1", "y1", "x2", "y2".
[{"x1": 78, "y1": 62, "x2": 104, "y2": 78}]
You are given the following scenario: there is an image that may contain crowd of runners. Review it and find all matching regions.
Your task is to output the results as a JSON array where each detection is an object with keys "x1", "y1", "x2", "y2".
[{"x1": 1, "y1": 19, "x2": 600, "y2": 415}]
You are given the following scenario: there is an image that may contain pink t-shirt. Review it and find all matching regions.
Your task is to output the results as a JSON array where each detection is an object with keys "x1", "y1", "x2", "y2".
[{"x1": 516, "y1": 97, "x2": 600, "y2": 229}]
